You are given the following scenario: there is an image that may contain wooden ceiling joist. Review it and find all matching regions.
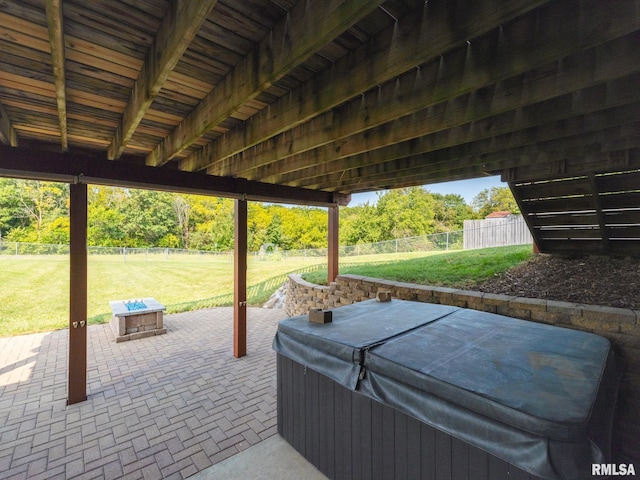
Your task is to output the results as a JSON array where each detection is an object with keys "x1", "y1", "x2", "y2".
[
  {"x1": 271, "y1": 50, "x2": 640, "y2": 189},
  {"x1": 107, "y1": 0, "x2": 219, "y2": 161},
  {"x1": 44, "y1": 0, "x2": 68, "y2": 152},
  {"x1": 201, "y1": 0, "x2": 639, "y2": 179},
  {"x1": 147, "y1": 0, "x2": 384, "y2": 168},
  {"x1": 187, "y1": 0, "x2": 550, "y2": 174},
  {"x1": 0, "y1": 102, "x2": 17, "y2": 146}
]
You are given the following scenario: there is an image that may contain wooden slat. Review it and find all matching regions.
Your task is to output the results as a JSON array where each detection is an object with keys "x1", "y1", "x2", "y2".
[
  {"x1": 529, "y1": 212, "x2": 599, "y2": 227},
  {"x1": 469, "y1": 445, "x2": 489, "y2": 480},
  {"x1": 435, "y1": 429, "x2": 453, "y2": 479},
  {"x1": 254, "y1": 99, "x2": 640, "y2": 185},
  {"x1": 45, "y1": 0, "x2": 68, "y2": 151},
  {"x1": 452, "y1": 436, "x2": 470, "y2": 480},
  {"x1": 0, "y1": 102, "x2": 18, "y2": 146},
  {"x1": 607, "y1": 226, "x2": 640, "y2": 238},
  {"x1": 607, "y1": 239, "x2": 640, "y2": 255},
  {"x1": 513, "y1": 195, "x2": 595, "y2": 214},
  {"x1": 596, "y1": 169, "x2": 640, "y2": 193},
  {"x1": 604, "y1": 209, "x2": 640, "y2": 224},
  {"x1": 147, "y1": 0, "x2": 384, "y2": 167},
  {"x1": 600, "y1": 191, "x2": 640, "y2": 210},
  {"x1": 488, "y1": 455, "x2": 510, "y2": 479},
  {"x1": 187, "y1": 0, "x2": 552, "y2": 173},
  {"x1": 514, "y1": 177, "x2": 592, "y2": 200},
  {"x1": 304, "y1": 101, "x2": 640, "y2": 193},
  {"x1": 107, "y1": 0, "x2": 218, "y2": 160},
  {"x1": 382, "y1": 403, "x2": 395, "y2": 480},
  {"x1": 394, "y1": 410, "x2": 408, "y2": 480},
  {"x1": 214, "y1": 6, "x2": 640, "y2": 180},
  {"x1": 503, "y1": 146, "x2": 635, "y2": 184},
  {"x1": 406, "y1": 415, "x2": 421, "y2": 480},
  {"x1": 535, "y1": 227, "x2": 601, "y2": 239},
  {"x1": 537, "y1": 239, "x2": 605, "y2": 255},
  {"x1": 371, "y1": 400, "x2": 384, "y2": 480}
]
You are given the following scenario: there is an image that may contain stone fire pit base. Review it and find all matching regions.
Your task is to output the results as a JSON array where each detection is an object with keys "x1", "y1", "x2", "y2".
[{"x1": 109, "y1": 298, "x2": 166, "y2": 343}]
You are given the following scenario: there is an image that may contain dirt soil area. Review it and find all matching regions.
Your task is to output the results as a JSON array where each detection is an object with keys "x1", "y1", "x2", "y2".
[{"x1": 475, "y1": 254, "x2": 640, "y2": 310}]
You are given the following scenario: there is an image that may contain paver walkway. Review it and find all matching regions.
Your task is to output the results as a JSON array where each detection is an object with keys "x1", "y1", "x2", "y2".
[{"x1": 0, "y1": 307, "x2": 288, "y2": 479}]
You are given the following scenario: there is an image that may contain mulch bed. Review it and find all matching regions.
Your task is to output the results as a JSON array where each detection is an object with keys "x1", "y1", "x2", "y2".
[{"x1": 475, "y1": 254, "x2": 640, "y2": 310}]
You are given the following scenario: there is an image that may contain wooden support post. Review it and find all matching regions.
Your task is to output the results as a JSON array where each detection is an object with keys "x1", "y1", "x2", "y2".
[
  {"x1": 68, "y1": 182, "x2": 87, "y2": 405},
  {"x1": 328, "y1": 205, "x2": 339, "y2": 284},
  {"x1": 234, "y1": 199, "x2": 248, "y2": 358}
]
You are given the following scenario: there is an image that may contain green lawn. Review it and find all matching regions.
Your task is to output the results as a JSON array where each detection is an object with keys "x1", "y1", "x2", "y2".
[
  {"x1": 0, "y1": 245, "x2": 533, "y2": 337},
  {"x1": 0, "y1": 253, "x2": 326, "y2": 337},
  {"x1": 303, "y1": 245, "x2": 533, "y2": 288}
]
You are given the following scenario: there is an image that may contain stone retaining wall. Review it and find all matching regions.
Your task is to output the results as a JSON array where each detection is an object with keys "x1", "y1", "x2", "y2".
[{"x1": 285, "y1": 273, "x2": 640, "y2": 465}]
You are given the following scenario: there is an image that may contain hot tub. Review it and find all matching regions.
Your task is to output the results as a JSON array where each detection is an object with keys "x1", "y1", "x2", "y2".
[{"x1": 273, "y1": 299, "x2": 621, "y2": 480}]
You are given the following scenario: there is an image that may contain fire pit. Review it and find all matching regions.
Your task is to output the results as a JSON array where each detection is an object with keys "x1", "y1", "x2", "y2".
[{"x1": 109, "y1": 297, "x2": 166, "y2": 342}]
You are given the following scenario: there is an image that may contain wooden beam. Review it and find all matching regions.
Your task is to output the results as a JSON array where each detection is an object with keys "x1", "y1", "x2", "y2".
[
  {"x1": 328, "y1": 206, "x2": 339, "y2": 284},
  {"x1": 0, "y1": 146, "x2": 349, "y2": 207},
  {"x1": 263, "y1": 31, "x2": 640, "y2": 187},
  {"x1": 335, "y1": 147, "x2": 640, "y2": 194},
  {"x1": 234, "y1": 199, "x2": 247, "y2": 358},
  {"x1": 107, "y1": 0, "x2": 218, "y2": 160},
  {"x1": 68, "y1": 182, "x2": 87, "y2": 405},
  {"x1": 504, "y1": 149, "x2": 637, "y2": 184},
  {"x1": 148, "y1": 0, "x2": 383, "y2": 167},
  {"x1": 300, "y1": 69, "x2": 640, "y2": 191},
  {"x1": 44, "y1": 0, "x2": 68, "y2": 151},
  {"x1": 213, "y1": 1, "x2": 640, "y2": 180},
  {"x1": 0, "y1": 102, "x2": 18, "y2": 146},
  {"x1": 302, "y1": 120, "x2": 640, "y2": 191},
  {"x1": 185, "y1": 0, "x2": 552, "y2": 174}
]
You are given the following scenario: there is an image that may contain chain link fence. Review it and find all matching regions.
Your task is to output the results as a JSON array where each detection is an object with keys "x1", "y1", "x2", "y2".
[{"x1": 0, "y1": 222, "x2": 531, "y2": 261}]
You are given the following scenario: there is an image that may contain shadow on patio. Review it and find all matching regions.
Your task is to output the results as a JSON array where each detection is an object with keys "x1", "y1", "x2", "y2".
[{"x1": 0, "y1": 307, "x2": 322, "y2": 479}]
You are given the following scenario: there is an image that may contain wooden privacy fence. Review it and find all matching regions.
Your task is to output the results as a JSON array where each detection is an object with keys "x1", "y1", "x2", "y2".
[{"x1": 463, "y1": 215, "x2": 533, "y2": 249}]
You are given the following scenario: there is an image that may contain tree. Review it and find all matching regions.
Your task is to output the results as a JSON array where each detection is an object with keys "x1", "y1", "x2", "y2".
[
  {"x1": 3, "y1": 180, "x2": 69, "y2": 243},
  {"x1": 189, "y1": 197, "x2": 234, "y2": 251},
  {"x1": 340, "y1": 203, "x2": 382, "y2": 245},
  {"x1": 472, "y1": 186, "x2": 519, "y2": 218},
  {"x1": 0, "y1": 179, "x2": 25, "y2": 237},
  {"x1": 431, "y1": 192, "x2": 478, "y2": 230},
  {"x1": 88, "y1": 186, "x2": 127, "y2": 246},
  {"x1": 376, "y1": 187, "x2": 437, "y2": 240},
  {"x1": 120, "y1": 189, "x2": 179, "y2": 247},
  {"x1": 173, "y1": 196, "x2": 191, "y2": 248}
]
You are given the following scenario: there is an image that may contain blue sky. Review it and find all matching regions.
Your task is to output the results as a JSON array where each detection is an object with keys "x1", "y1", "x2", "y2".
[{"x1": 349, "y1": 175, "x2": 505, "y2": 206}]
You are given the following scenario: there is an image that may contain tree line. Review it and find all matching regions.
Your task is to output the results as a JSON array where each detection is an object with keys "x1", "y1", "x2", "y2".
[{"x1": 0, "y1": 179, "x2": 518, "y2": 252}]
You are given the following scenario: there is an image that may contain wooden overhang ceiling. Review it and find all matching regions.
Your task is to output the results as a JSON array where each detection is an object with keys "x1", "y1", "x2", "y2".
[{"x1": 0, "y1": 0, "x2": 639, "y2": 209}]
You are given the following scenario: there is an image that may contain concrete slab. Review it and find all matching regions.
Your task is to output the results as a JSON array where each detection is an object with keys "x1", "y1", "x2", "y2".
[{"x1": 190, "y1": 435, "x2": 328, "y2": 480}]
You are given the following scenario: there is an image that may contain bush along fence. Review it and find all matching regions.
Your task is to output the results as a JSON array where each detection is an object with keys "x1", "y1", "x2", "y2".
[
  {"x1": 285, "y1": 273, "x2": 640, "y2": 466},
  {"x1": 0, "y1": 221, "x2": 532, "y2": 259}
]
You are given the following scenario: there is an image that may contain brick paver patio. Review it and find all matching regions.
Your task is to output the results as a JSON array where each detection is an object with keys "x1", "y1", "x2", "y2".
[{"x1": 0, "y1": 307, "x2": 288, "y2": 479}]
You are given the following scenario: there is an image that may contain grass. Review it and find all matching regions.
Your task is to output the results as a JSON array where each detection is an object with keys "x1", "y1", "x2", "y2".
[
  {"x1": 0, "y1": 253, "x2": 326, "y2": 337},
  {"x1": 303, "y1": 245, "x2": 533, "y2": 288},
  {"x1": 0, "y1": 245, "x2": 533, "y2": 337}
]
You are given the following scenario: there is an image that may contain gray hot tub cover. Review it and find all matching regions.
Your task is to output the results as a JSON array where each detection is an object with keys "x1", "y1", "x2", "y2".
[
  {"x1": 272, "y1": 299, "x2": 459, "y2": 389},
  {"x1": 361, "y1": 308, "x2": 621, "y2": 479}
]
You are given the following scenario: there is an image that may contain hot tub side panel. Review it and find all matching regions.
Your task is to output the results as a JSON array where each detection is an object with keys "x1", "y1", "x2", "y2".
[{"x1": 277, "y1": 354, "x2": 544, "y2": 480}]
